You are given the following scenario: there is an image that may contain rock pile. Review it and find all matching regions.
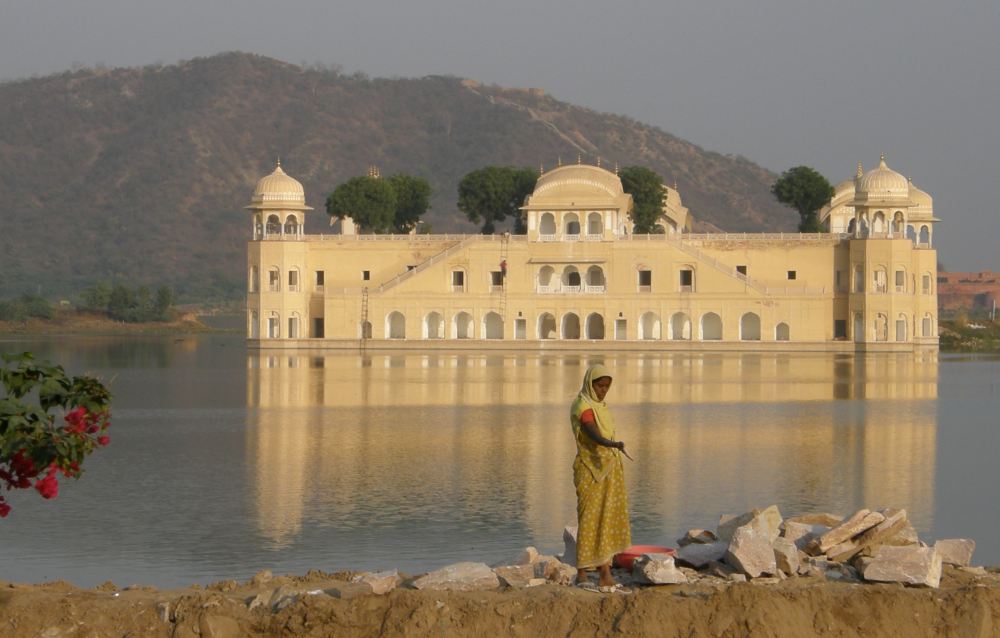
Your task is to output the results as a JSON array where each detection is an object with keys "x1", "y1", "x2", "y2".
[{"x1": 669, "y1": 505, "x2": 975, "y2": 589}]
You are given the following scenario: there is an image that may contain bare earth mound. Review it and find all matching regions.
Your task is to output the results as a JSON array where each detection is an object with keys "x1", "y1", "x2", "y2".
[{"x1": 2, "y1": 567, "x2": 998, "y2": 637}]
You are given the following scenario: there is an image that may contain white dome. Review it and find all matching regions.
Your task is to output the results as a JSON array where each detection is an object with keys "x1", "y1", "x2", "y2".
[
  {"x1": 855, "y1": 155, "x2": 909, "y2": 202},
  {"x1": 247, "y1": 162, "x2": 312, "y2": 210}
]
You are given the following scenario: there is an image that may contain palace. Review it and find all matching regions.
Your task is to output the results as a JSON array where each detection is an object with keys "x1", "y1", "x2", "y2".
[{"x1": 246, "y1": 156, "x2": 939, "y2": 351}]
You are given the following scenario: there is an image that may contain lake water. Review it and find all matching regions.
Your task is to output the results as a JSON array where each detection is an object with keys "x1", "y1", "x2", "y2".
[{"x1": 0, "y1": 335, "x2": 997, "y2": 588}]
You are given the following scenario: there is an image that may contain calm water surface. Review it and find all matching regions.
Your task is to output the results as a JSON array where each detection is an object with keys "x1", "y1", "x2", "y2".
[{"x1": 0, "y1": 335, "x2": 997, "y2": 588}]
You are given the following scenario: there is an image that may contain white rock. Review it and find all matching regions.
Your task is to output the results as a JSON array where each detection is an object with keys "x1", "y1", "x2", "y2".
[
  {"x1": 493, "y1": 564, "x2": 536, "y2": 588},
  {"x1": 782, "y1": 521, "x2": 830, "y2": 551},
  {"x1": 861, "y1": 546, "x2": 942, "y2": 588},
  {"x1": 725, "y1": 526, "x2": 776, "y2": 578},
  {"x1": 772, "y1": 537, "x2": 800, "y2": 576},
  {"x1": 351, "y1": 570, "x2": 400, "y2": 595},
  {"x1": 817, "y1": 509, "x2": 885, "y2": 553},
  {"x1": 676, "y1": 541, "x2": 728, "y2": 568},
  {"x1": 677, "y1": 529, "x2": 717, "y2": 546},
  {"x1": 934, "y1": 539, "x2": 975, "y2": 567},
  {"x1": 535, "y1": 558, "x2": 575, "y2": 585},
  {"x1": 632, "y1": 554, "x2": 687, "y2": 585},
  {"x1": 717, "y1": 512, "x2": 756, "y2": 542},
  {"x1": 412, "y1": 562, "x2": 500, "y2": 592},
  {"x1": 515, "y1": 547, "x2": 540, "y2": 565},
  {"x1": 563, "y1": 526, "x2": 578, "y2": 567}
]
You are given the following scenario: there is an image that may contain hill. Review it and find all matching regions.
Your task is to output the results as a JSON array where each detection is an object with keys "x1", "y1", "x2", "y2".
[{"x1": 0, "y1": 52, "x2": 796, "y2": 300}]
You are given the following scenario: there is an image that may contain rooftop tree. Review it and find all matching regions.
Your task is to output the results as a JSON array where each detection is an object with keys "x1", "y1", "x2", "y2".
[
  {"x1": 619, "y1": 166, "x2": 665, "y2": 233},
  {"x1": 325, "y1": 176, "x2": 398, "y2": 233},
  {"x1": 771, "y1": 166, "x2": 835, "y2": 233},
  {"x1": 457, "y1": 166, "x2": 537, "y2": 234}
]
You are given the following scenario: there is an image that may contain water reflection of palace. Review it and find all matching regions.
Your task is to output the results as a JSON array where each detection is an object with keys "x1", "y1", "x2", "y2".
[{"x1": 247, "y1": 352, "x2": 938, "y2": 549}]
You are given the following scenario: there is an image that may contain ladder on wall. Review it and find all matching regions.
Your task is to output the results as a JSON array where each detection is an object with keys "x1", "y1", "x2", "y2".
[
  {"x1": 499, "y1": 233, "x2": 510, "y2": 321},
  {"x1": 360, "y1": 286, "x2": 369, "y2": 349}
]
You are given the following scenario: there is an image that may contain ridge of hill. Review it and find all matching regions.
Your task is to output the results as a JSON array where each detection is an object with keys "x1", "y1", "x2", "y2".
[{"x1": 0, "y1": 52, "x2": 796, "y2": 300}]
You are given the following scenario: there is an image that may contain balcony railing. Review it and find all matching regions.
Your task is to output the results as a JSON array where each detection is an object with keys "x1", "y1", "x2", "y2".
[{"x1": 535, "y1": 284, "x2": 606, "y2": 294}]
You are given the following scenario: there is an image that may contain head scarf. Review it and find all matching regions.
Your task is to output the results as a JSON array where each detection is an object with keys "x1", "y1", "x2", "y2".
[{"x1": 576, "y1": 364, "x2": 615, "y2": 439}]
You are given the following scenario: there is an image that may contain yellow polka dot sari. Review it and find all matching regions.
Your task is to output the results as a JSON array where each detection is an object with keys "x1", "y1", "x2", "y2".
[{"x1": 570, "y1": 364, "x2": 631, "y2": 569}]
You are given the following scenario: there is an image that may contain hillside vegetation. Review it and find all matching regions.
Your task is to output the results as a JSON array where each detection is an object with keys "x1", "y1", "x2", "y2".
[{"x1": 0, "y1": 52, "x2": 796, "y2": 300}]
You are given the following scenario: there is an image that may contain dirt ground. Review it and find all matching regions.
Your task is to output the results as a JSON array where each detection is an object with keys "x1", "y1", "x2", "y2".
[{"x1": 2, "y1": 567, "x2": 999, "y2": 638}]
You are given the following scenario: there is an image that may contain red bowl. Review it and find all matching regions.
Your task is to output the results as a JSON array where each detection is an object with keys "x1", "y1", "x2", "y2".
[{"x1": 613, "y1": 545, "x2": 676, "y2": 570}]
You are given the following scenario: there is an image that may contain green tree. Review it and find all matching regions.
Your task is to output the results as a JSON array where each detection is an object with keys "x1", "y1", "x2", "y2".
[
  {"x1": 619, "y1": 166, "x2": 665, "y2": 234},
  {"x1": 154, "y1": 286, "x2": 174, "y2": 321},
  {"x1": 387, "y1": 174, "x2": 432, "y2": 233},
  {"x1": 107, "y1": 285, "x2": 133, "y2": 321},
  {"x1": 20, "y1": 294, "x2": 53, "y2": 320},
  {"x1": 80, "y1": 283, "x2": 111, "y2": 312},
  {"x1": 457, "y1": 166, "x2": 537, "y2": 234},
  {"x1": 771, "y1": 166, "x2": 835, "y2": 233},
  {"x1": 325, "y1": 176, "x2": 398, "y2": 233}
]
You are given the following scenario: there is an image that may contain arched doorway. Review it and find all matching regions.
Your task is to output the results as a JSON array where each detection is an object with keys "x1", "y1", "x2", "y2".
[
  {"x1": 701, "y1": 313, "x2": 722, "y2": 340},
  {"x1": 424, "y1": 312, "x2": 444, "y2": 339},
  {"x1": 454, "y1": 312, "x2": 474, "y2": 339},
  {"x1": 670, "y1": 312, "x2": 691, "y2": 340},
  {"x1": 562, "y1": 313, "x2": 581, "y2": 339},
  {"x1": 538, "y1": 313, "x2": 557, "y2": 339},
  {"x1": 639, "y1": 312, "x2": 661, "y2": 340},
  {"x1": 587, "y1": 212, "x2": 602, "y2": 235},
  {"x1": 740, "y1": 313, "x2": 761, "y2": 341},
  {"x1": 387, "y1": 311, "x2": 406, "y2": 339},
  {"x1": 585, "y1": 313, "x2": 605, "y2": 339},
  {"x1": 484, "y1": 312, "x2": 503, "y2": 339},
  {"x1": 775, "y1": 322, "x2": 790, "y2": 341},
  {"x1": 539, "y1": 213, "x2": 556, "y2": 236},
  {"x1": 564, "y1": 213, "x2": 580, "y2": 236}
]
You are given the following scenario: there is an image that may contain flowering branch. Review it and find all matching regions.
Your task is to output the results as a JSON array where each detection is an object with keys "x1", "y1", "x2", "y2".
[{"x1": 0, "y1": 352, "x2": 112, "y2": 517}]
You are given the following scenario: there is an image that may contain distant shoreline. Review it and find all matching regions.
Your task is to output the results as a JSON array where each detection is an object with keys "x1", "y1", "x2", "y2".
[{"x1": 0, "y1": 311, "x2": 231, "y2": 337}]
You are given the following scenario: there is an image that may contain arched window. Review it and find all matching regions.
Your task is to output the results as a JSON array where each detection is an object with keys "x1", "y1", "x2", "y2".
[
  {"x1": 268, "y1": 312, "x2": 280, "y2": 339},
  {"x1": 859, "y1": 214, "x2": 869, "y2": 238},
  {"x1": 248, "y1": 310, "x2": 259, "y2": 339},
  {"x1": 564, "y1": 213, "x2": 580, "y2": 236},
  {"x1": 919, "y1": 225, "x2": 930, "y2": 246},
  {"x1": 872, "y1": 267, "x2": 888, "y2": 293},
  {"x1": 268, "y1": 267, "x2": 281, "y2": 292},
  {"x1": 922, "y1": 314, "x2": 933, "y2": 337},
  {"x1": 847, "y1": 218, "x2": 857, "y2": 236},
  {"x1": 587, "y1": 212, "x2": 602, "y2": 236},
  {"x1": 639, "y1": 312, "x2": 661, "y2": 340},
  {"x1": 740, "y1": 313, "x2": 761, "y2": 341},
  {"x1": 484, "y1": 312, "x2": 504, "y2": 339},
  {"x1": 562, "y1": 313, "x2": 581, "y2": 339},
  {"x1": 539, "y1": 213, "x2": 556, "y2": 236},
  {"x1": 892, "y1": 211, "x2": 905, "y2": 236},
  {"x1": 284, "y1": 216, "x2": 299, "y2": 236},
  {"x1": 538, "y1": 313, "x2": 557, "y2": 339},
  {"x1": 537, "y1": 266, "x2": 555, "y2": 291},
  {"x1": 288, "y1": 267, "x2": 300, "y2": 292},
  {"x1": 387, "y1": 311, "x2": 406, "y2": 339},
  {"x1": 586, "y1": 266, "x2": 605, "y2": 288},
  {"x1": 265, "y1": 214, "x2": 281, "y2": 236},
  {"x1": 922, "y1": 272, "x2": 932, "y2": 295},
  {"x1": 249, "y1": 265, "x2": 259, "y2": 292},
  {"x1": 453, "y1": 312, "x2": 473, "y2": 339},
  {"x1": 874, "y1": 313, "x2": 888, "y2": 342},
  {"x1": 906, "y1": 225, "x2": 916, "y2": 243},
  {"x1": 701, "y1": 313, "x2": 722, "y2": 340},
  {"x1": 561, "y1": 266, "x2": 581, "y2": 290},
  {"x1": 288, "y1": 312, "x2": 300, "y2": 339},
  {"x1": 895, "y1": 314, "x2": 908, "y2": 342},
  {"x1": 670, "y1": 312, "x2": 691, "y2": 340},
  {"x1": 872, "y1": 211, "x2": 886, "y2": 234},
  {"x1": 585, "y1": 313, "x2": 605, "y2": 340},
  {"x1": 424, "y1": 312, "x2": 444, "y2": 339},
  {"x1": 775, "y1": 322, "x2": 790, "y2": 341}
]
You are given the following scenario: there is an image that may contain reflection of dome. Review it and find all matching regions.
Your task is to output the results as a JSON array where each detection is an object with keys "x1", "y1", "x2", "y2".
[
  {"x1": 532, "y1": 165, "x2": 624, "y2": 198},
  {"x1": 247, "y1": 162, "x2": 312, "y2": 210},
  {"x1": 856, "y1": 155, "x2": 909, "y2": 201}
]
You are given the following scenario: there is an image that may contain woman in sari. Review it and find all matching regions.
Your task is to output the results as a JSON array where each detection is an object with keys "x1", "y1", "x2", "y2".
[{"x1": 570, "y1": 364, "x2": 631, "y2": 592}]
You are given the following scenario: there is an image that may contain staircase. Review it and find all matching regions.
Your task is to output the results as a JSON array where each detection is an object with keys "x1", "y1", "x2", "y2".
[
  {"x1": 667, "y1": 237, "x2": 769, "y2": 294},
  {"x1": 377, "y1": 235, "x2": 481, "y2": 294}
]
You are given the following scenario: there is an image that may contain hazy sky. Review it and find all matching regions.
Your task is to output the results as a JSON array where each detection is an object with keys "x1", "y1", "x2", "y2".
[{"x1": 2, "y1": 0, "x2": 998, "y2": 270}]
